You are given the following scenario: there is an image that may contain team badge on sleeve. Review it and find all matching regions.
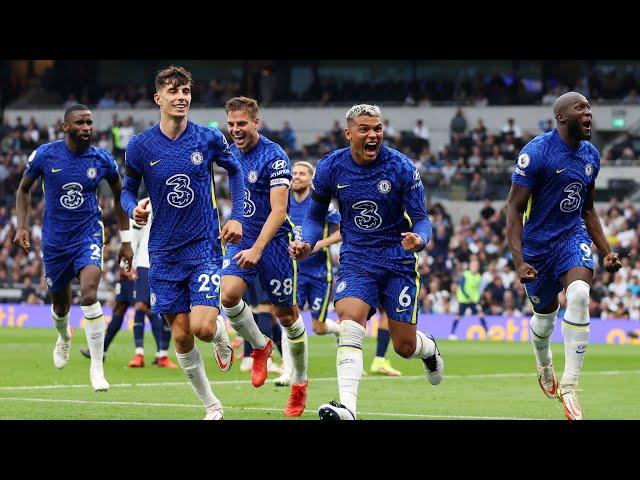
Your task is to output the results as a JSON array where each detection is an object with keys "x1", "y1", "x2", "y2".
[
  {"x1": 87, "y1": 167, "x2": 97, "y2": 179},
  {"x1": 585, "y1": 164, "x2": 593, "y2": 176},
  {"x1": 413, "y1": 169, "x2": 420, "y2": 181},
  {"x1": 517, "y1": 153, "x2": 530, "y2": 169}
]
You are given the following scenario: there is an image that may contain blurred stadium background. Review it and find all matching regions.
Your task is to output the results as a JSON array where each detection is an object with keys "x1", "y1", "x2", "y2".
[{"x1": 0, "y1": 59, "x2": 638, "y2": 419}]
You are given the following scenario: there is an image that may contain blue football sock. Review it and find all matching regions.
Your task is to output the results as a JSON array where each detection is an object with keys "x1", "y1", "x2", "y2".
[
  {"x1": 148, "y1": 312, "x2": 164, "y2": 352},
  {"x1": 376, "y1": 327, "x2": 391, "y2": 358},
  {"x1": 104, "y1": 310, "x2": 126, "y2": 352},
  {"x1": 133, "y1": 309, "x2": 145, "y2": 349}
]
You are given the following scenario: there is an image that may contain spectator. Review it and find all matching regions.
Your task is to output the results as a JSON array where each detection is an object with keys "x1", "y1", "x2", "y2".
[
  {"x1": 413, "y1": 119, "x2": 430, "y2": 141},
  {"x1": 450, "y1": 107, "x2": 467, "y2": 138},
  {"x1": 501, "y1": 117, "x2": 522, "y2": 139}
]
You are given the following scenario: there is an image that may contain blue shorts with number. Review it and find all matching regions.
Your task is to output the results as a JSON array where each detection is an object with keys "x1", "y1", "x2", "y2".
[
  {"x1": 298, "y1": 273, "x2": 332, "y2": 322},
  {"x1": 115, "y1": 278, "x2": 135, "y2": 304},
  {"x1": 43, "y1": 236, "x2": 103, "y2": 292},
  {"x1": 149, "y1": 257, "x2": 221, "y2": 315},
  {"x1": 135, "y1": 267, "x2": 151, "y2": 306},
  {"x1": 523, "y1": 229, "x2": 595, "y2": 311},
  {"x1": 334, "y1": 247, "x2": 421, "y2": 324},
  {"x1": 222, "y1": 234, "x2": 298, "y2": 308}
]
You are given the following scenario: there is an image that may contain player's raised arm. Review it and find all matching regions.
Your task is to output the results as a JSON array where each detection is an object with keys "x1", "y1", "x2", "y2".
[
  {"x1": 213, "y1": 131, "x2": 244, "y2": 244},
  {"x1": 401, "y1": 166, "x2": 432, "y2": 252},
  {"x1": 294, "y1": 160, "x2": 332, "y2": 259},
  {"x1": 581, "y1": 182, "x2": 621, "y2": 272},
  {"x1": 506, "y1": 183, "x2": 538, "y2": 283}
]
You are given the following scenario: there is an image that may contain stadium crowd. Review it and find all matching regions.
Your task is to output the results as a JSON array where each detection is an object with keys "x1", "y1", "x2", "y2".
[{"x1": 0, "y1": 116, "x2": 639, "y2": 321}]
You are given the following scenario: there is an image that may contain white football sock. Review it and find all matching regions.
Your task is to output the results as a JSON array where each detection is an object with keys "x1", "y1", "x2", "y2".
[
  {"x1": 157, "y1": 350, "x2": 168, "y2": 358},
  {"x1": 336, "y1": 320, "x2": 365, "y2": 416},
  {"x1": 212, "y1": 315, "x2": 227, "y2": 344},
  {"x1": 410, "y1": 331, "x2": 436, "y2": 359},
  {"x1": 530, "y1": 307, "x2": 559, "y2": 367},
  {"x1": 176, "y1": 346, "x2": 220, "y2": 409},
  {"x1": 324, "y1": 318, "x2": 340, "y2": 337},
  {"x1": 561, "y1": 280, "x2": 591, "y2": 387},
  {"x1": 223, "y1": 301, "x2": 267, "y2": 349},
  {"x1": 135, "y1": 347, "x2": 144, "y2": 355},
  {"x1": 82, "y1": 302, "x2": 105, "y2": 373},
  {"x1": 280, "y1": 331, "x2": 292, "y2": 378},
  {"x1": 284, "y1": 315, "x2": 308, "y2": 384},
  {"x1": 51, "y1": 307, "x2": 70, "y2": 341}
]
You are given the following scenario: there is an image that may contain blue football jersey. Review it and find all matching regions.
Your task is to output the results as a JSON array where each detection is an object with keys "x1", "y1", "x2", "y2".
[
  {"x1": 289, "y1": 192, "x2": 340, "y2": 277},
  {"x1": 311, "y1": 146, "x2": 428, "y2": 257},
  {"x1": 230, "y1": 135, "x2": 293, "y2": 239},
  {"x1": 24, "y1": 140, "x2": 119, "y2": 251},
  {"x1": 511, "y1": 129, "x2": 600, "y2": 257},
  {"x1": 125, "y1": 121, "x2": 240, "y2": 263}
]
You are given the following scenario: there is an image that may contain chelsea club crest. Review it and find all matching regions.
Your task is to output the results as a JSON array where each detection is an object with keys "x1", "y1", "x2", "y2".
[
  {"x1": 585, "y1": 164, "x2": 593, "y2": 176},
  {"x1": 191, "y1": 151, "x2": 204, "y2": 165},
  {"x1": 86, "y1": 167, "x2": 97, "y2": 179}
]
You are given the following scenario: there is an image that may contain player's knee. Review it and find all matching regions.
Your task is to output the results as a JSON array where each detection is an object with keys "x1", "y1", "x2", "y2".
[
  {"x1": 172, "y1": 328, "x2": 192, "y2": 347},
  {"x1": 530, "y1": 307, "x2": 558, "y2": 338},
  {"x1": 193, "y1": 324, "x2": 215, "y2": 343},
  {"x1": 220, "y1": 290, "x2": 241, "y2": 308},
  {"x1": 566, "y1": 280, "x2": 590, "y2": 311},
  {"x1": 392, "y1": 339, "x2": 416, "y2": 359},
  {"x1": 80, "y1": 290, "x2": 98, "y2": 306},
  {"x1": 52, "y1": 304, "x2": 70, "y2": 318}
]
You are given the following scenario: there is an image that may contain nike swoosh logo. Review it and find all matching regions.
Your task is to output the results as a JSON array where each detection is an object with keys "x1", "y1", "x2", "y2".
[
  {"x1": 51, "y1": 168, "x2": 62, "y2": 173},
  {"x1": 150, "y1": 160, "x2": 161, "y2": 166},
  {"x1": 206, "y1": 294, "x2": 215, "y2": 299},
  {"x1": 278, "y1": 298, "x2": 288, "y2": 303},
  {"x1": 337, "y1": 184, "x2": 350, "y2": 189},
  {"x1": 555, "y1": 168, "x2": 567, "y2": 174},
  {"x1": 215, "y1": 349, "x2": 228, "y2": 370},
  {"x1": 395, "y1": 308, "x2": 409, "y2": 313}
]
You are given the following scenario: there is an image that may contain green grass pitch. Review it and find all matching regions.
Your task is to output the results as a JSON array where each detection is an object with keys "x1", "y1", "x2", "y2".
[{"x1": 0, "y1": 328, "x2": 638, "y2": 420}]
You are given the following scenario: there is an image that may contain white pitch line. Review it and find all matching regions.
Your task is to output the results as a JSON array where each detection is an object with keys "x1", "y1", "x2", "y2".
[
  {"x1": 0, "y1": 397, "x2": 537, "y2": 420},
  {"x1": 1, "y1": 369, "x2": 638, "y2": 392}
]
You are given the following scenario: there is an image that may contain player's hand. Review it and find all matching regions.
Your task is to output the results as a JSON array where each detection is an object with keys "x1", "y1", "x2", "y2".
[
  {"x1": 117, "y1": 242, "x2": 134, "y2": 272},
  {"x1": 516, "y1": 262, "x2": 538, "y2": 283},
  {"x1": 311, "y1": 241, "x2": 323, "y2": 254},
  {"x1": 401, "y1": 232, "x2": 424, "y2": 252},
  {"x1": 220, "y1": 219, "x2": 242, "y2": 245},
  {"x1": 13, "y1": 228, "x2": 31, "y2": 254},
  {"x1": 133, "y1": 198, "x2": 151, "y2": 225},
  {"x1": 289, "y1": 241, "x2": 312, "y2": 260},
  {"x1": 233, "y1": 246, "x2": 263, "y2": 269},
  {"x1": 604, "y1": 252, "x2": 622, "y2": 272}
]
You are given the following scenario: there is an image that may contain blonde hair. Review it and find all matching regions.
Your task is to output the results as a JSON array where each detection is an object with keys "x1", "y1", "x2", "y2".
[
  {"x1": 345, "y1": 104, "x2": 381, "y2": 123},
  {"x1": 293, "y1": 160, "x2": 315, "y2": 176}
]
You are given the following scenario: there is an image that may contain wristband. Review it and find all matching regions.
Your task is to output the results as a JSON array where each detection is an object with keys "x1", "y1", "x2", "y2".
[{"x1": 120, "y1": 230, "x2": 132, "y2": 243}]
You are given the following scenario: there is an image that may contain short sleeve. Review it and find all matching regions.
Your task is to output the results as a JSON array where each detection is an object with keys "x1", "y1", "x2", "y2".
[
  {"x1": 311, "y1": 156, "x2": 332, "y2": 200},
  {"x1": 326, "y1": 202, "x2": 341, "y2": 225},
  {"x1": 511, "y1": 147, "x2": 543, "y2": 190},
  {"x1": 24, "y1": 147, "x2": 44, "y2": 180},
  {"x1": 268, "y1": 151, "x2": 292, "y2": 188},
  {"x1": 103, "y1": 151, "x2": 119, "y2": 183},
  {"x1": 125, "y1": 136, "x2": 142, "y2": 176}
]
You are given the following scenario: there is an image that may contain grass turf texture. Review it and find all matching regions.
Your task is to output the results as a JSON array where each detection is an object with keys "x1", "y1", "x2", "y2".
[{"x1": 0, "y1": 328, "x2": 638, "y2": 420}]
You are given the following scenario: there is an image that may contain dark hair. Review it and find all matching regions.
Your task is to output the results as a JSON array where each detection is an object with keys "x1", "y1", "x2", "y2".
[
  {"x1": 225, "y1": 96, "x2": 259, "y2": 120},
  {"x1": 155, "y1": 65, "x2": 193, "y2": 92},
  {"x1": 63, "y1": 104, "x2": 90, "y2": 123}
]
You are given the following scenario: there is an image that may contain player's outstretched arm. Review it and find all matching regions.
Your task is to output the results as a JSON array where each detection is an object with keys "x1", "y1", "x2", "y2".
[
  {"x1": 108, "y1": 176, "x2": 134, "y2": 271},
  {"x1": 14, "y1": 174, "x2": 36, "y2": 254},
  {"x1": 582, "y1": 183, "x2": 621, "y2": 272},
  {"x1": 506, "y1": 183, "x2": 538, "y2": 283},
  {"x1": 216, "y1": 134, "x2": 245, "y2": 225}
]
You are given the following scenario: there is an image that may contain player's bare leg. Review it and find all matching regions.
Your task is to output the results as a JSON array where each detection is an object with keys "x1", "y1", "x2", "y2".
[
  {"x1": 318, "y1": 297, "x2": 369, "y2": 420},
  {"x1": 529, "y1": 299, "x2": 560, "y2": 399},
  {"x1": 79, "y1": 265, "x2": 109, "y2": 391},
  {"x1": 275, "y1": 304, "x2": 308, "y2": 416},
  {"x1": 50, "y1": 284, "x2": 73, "y2": 369},
  {"x1": 557, "y1": 267, "x2": 593, "y2": 420},
  {"x1": 190, "y1": 305, "x2": 233, "y2": 372},
  {"x1": 388, "y1": 317, "x2": 443, "y2": 385},
  {"x1": 221, "y1": 275, "x2": 269, "y2": 387},
  {"x1": 167, "y1": 312, "x2": 224, "y2": 420}
]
